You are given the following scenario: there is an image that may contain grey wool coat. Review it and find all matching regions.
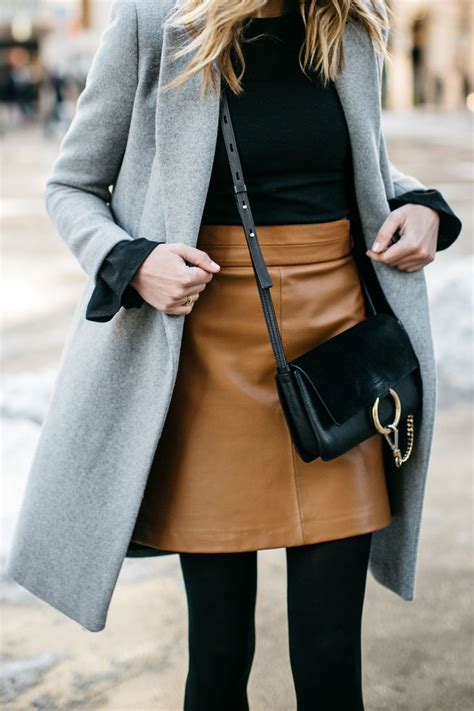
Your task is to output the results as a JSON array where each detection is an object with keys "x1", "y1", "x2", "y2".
[{"x1": 6, "y1": 0, "x2": 441, "y2": 632}]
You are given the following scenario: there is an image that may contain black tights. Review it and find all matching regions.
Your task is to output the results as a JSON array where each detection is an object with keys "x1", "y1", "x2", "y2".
[{"x1": 179, "y1": 531, "x2": 372, "y2": 711}]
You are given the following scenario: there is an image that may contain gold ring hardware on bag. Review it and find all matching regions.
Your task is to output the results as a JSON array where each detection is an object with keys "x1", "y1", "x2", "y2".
[{"x1": 372, "y1": 388, "x2": 415, "y2": 468}]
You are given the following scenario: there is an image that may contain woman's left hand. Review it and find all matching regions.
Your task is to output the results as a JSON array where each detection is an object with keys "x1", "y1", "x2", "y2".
[{"x1": 366, "y1": 203, "x2": 440, "y2": 272}]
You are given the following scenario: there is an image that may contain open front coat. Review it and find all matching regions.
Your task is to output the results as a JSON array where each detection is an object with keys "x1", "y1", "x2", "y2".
[{"x1": 6, "y1": 0, "x2": 442, "y2": 632}]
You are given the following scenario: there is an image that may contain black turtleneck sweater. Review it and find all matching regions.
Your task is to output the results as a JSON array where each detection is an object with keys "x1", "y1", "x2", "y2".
[
  {"x1": 85, "y1": 6, "x2": 462, "y2": 323},
  {"x1": 201, "y1": 6, "x2": 353, "y2": 224}
]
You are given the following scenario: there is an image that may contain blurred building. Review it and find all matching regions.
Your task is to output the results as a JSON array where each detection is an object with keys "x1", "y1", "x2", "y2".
[
  {"x1": 386, "y1": 0, "x2": 473, "y2": 111},
  {"x1": 0, "y1": 0, "x2": 472, "y2": 115},
  {"x1": 0, "y1": 0, "x2": 112, "y2": 87},
  {"x1": 0, "y1": 0, "x2": 111, "y2": 126},
  {"x1": 84, "y1": 0, "x2": 474, "y2": 113}
]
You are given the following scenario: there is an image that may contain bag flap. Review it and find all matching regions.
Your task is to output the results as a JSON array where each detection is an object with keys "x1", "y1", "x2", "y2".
[{"x1": 289, "y1": 313, "x2": 419, "y2": 425}]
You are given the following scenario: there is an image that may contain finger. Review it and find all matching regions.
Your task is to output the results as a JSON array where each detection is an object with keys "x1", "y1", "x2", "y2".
[
  {"x1": 180, "y1": 282, "x2": 207, "y2": 297},
  {"x1": 389, "y1": 248, "x2": 435, "y2": 270},
  {"x1": 169, "y1": 292, "x2": 200, "y2": 312},
  {"x1": 181, "y1": 265, "x2": 215, "y2": 286},
  {"x1": 394, "y1": 259, "x2": 428, "y2": 271},
  {"x1": 179, "y1": 293, "x2": 200, "y2": 307},
  {"x1": 398, "y1": 263, "x2": 425, "y2": 272},
  {"x1": 173, "y1": 243, "x2": 221, "y2": 273},
  {"x1": 367, "y1": 235, "x2": 420, "y2": 265},
  {"x1": 368, "y1": 211, "x2": 403, "y2": 254},
  {"x1": 170, "y1": 281, "x2": 208, "y2": 302},
  {"x1": 393, "y1": 253, "x2": 427, "y2": 268},
  {"x1": 163, "y1": 303, "x2": 194, "y2": 316},
  {"x1": 177, "y1": 298, "x2": 197, "y2": 314}
]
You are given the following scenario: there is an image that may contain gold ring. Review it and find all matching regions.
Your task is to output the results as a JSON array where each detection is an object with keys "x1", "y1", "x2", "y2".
[{"x1": 372, "y1": 388, "x2": 401, "y2": 435}]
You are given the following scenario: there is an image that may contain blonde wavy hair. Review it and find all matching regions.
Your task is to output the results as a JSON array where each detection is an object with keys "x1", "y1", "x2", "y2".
[{"x1": 161, "y1": 0, "x2": 391, "y2": 96}]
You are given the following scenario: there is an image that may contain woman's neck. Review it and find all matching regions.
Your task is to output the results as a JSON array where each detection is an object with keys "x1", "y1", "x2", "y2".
[{"x1": 255, "y1": 0, "x2": 293, "y2": 19}]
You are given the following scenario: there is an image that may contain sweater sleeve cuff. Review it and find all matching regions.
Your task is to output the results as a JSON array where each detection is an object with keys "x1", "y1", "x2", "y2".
[
  {"x1": 85, "y1": 238, "x2": 164, "y2": 323},
  {"x1": 387, "y1": 188, "x2": 462, "y2": 252}
]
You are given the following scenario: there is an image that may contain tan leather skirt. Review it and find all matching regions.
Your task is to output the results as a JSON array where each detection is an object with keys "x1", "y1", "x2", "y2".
[{"x1": 131, "y1": 218, "x2": 392, "y2": 553}]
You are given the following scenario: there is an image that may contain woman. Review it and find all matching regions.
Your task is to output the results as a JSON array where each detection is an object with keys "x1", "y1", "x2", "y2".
[{"x1": 7, "y1": 1, "x2": 462, "y2": 709}]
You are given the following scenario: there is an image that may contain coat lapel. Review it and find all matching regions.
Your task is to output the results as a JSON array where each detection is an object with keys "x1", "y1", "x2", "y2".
[
  {"x1": 145, "y1": 21, "x2": 223, "y2": 249},
  {"x1": 333, "y1": 18, "x2": 392, "y2": 247}
]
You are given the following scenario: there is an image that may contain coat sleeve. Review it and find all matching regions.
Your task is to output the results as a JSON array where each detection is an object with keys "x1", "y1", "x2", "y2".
[{"x1": 44, "y1": 0, "x2": 139, "y2": 281}]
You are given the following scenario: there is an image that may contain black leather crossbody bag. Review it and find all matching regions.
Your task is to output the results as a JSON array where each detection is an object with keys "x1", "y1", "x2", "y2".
[{"x1": 219, "y1": 88, "x2": 422, "y2": 465}]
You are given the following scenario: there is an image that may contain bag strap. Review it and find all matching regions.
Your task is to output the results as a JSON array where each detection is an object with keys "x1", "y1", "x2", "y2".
[
  {"x1": 219, "y1": 88, "x2": 290, "y2": 373},
  {"x1": 219, "y1": 88, "x2": 377, "y2": 372}
]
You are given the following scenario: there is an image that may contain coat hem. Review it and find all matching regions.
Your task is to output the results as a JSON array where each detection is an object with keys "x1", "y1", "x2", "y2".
[{"x1": 5, "y1": 566, "x2": 106, "y2": 633}]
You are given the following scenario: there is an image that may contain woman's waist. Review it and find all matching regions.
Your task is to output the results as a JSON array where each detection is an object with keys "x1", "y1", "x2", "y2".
[{"x1": 197, "y1": 218, "x2": 353, "y2": 267}]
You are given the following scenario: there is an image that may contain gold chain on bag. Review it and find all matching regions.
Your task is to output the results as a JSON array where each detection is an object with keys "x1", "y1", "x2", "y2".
[{"x1": 371, "y1": 388, "x2": 415, "y2": 468}]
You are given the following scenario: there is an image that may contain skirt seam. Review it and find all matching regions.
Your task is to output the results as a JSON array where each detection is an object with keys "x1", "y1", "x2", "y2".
[{"x1": 279, "y1": 264, "x2": 306, "y2": 546}]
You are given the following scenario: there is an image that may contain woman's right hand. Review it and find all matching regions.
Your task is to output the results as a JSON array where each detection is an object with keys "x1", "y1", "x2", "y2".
[{"x1": 130, "y1": 242, "x2": 221, "y2": 315}]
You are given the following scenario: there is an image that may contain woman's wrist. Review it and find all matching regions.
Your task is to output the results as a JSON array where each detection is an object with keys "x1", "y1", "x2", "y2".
[
  {"x1": 85, "y1": 239, "x2": 165, "y2": 323},
  {"x1": 130, "y1": 243, "x2": 165, "y2": 291}
]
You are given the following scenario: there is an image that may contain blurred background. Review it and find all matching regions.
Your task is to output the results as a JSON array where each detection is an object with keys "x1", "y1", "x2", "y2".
[{"x1": 1, "y1": 1, "x2": 473, "y2": 709}]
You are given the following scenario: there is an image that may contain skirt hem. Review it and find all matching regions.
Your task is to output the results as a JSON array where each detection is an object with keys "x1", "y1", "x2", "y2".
[{"x1": 130, "y1": 509, "x2": 393, "y2": 554}]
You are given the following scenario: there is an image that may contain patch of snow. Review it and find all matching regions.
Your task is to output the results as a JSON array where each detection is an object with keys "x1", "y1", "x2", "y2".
[
  {"x1": 0, "y1": 653, "x2": 61, "y2": 703},
  {"x1": 426, "y1": 255, "x2": 474, "y2": 407},
  {"x1": 1, "y1": 370, "x2": 57, "y2": 424},
  {"x1": 1, "y1": 372, "x2": 56, "y2": 589}
]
